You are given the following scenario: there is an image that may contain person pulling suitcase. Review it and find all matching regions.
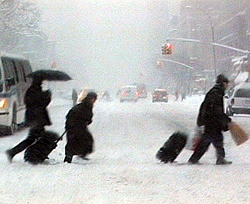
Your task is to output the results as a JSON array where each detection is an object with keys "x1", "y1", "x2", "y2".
[{"x1": 64, "y1": 92, "x2": 98, "y2": 163}]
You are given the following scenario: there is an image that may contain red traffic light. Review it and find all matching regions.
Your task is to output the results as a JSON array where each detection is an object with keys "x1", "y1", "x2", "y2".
[
  {"x1": 166, "y1": 43, "x2": 173, "y2": 54},
  {"x1": 161, "y1": 43, "x2": 173, "y2": 55},
  {"x1": 166, "y1": 43, "x2": 173, "y2": 50}
]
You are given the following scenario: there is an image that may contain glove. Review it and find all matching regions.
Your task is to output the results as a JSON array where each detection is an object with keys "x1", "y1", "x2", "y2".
[{"x1": 222, "y1": 114, "x2": 232, "y2": 132}]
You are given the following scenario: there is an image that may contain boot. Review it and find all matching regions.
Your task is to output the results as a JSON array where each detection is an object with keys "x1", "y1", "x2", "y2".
[
  {"x1": 216, "y1": 158, "x2": 232, "y2": 165},
  {"x1": 6, "y1": 149, "x2": 15, "y2": 163},
  {"x1": 188, "y1": 160, "x2": 202, "y2": 165},
  {"x1": 64, "y1": 155, "x2": 72, "y2": 163},
  {"x1": 78, "y1": 155, "x2": 90, "y2": 160}
]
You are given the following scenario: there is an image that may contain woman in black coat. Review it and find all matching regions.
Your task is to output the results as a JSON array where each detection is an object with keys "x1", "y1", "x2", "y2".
[
  {"x1": 24, "y1": 78, "x2": 52, "y2": 127},
  {"x1": 6, "y1": 77, "x2": 52, "y2": 162},
  {"x1": 64, "y1": 92, "x2": 97, "y2": 163}
]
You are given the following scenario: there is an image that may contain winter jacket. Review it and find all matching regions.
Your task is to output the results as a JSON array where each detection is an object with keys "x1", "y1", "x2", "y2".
[
  {"x1": 65, "y1": 99, "x2": 94, "y2": 156},
  {"x1": 197, "y1": 83, "x2": 231, "y2": 134},
  {"x1": 24, "y1": 84, "x2": 52, "y2": 127},
  {"x1": 65, "y1": 99, "x2": 93, "y2": 130}
]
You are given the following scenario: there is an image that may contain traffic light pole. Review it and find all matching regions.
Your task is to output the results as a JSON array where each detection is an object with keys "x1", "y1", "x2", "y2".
[
  {"x1": 159, "y1": 59, "x2": 194, "y2": 70},
  {"x1": 211, "y1": 43, "x2": 249, "y2": 55},
  {"x1": 165, "y1": 38, "x2": 249, "y2": 55},
  {"x1": 163, "y1": 37, "x2": 249, "y2": 78},
  {"x1": 165, "y1": 38, "x2": 201, "y2": 43},
  {"x1": 211, "y1": 26, "x2": 217, "y2": 78}
]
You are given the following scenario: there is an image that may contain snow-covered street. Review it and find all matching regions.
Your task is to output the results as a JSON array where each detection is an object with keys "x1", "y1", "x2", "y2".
[{"x1": 0, "y1": 95, "x2": 249, "y2": 204}]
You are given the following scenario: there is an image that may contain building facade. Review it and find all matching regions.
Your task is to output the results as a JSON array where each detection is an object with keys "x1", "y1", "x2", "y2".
[{"x1": 178, "y1": 0, "x2": 249, "y2": 89}]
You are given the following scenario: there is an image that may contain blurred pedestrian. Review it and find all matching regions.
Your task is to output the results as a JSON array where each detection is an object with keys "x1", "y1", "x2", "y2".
[
  {"x1": 188, "y1": 74, "x2": 232, "y2": 165},
  {"x1": 101, "y1": 90, "x2": 112, "y2": 101},
  {"x1": 6, "y1": 77, "x2": 52, "y2": 162},
  {"x1": 64, "y1": 92, "x2": 97, "y2": 163},
  {"x1": 181, "y1": 92, "x2": 186, "y2": 101},
  {"x1": 175, "y1": 90, "x2": 179, "y2": 101},
  {"x1": 72, "y1": 88, "x2": 78, "y2": 106},
  {"x1": 116, "y1": 89, "x2": 121, "y2": 98}
]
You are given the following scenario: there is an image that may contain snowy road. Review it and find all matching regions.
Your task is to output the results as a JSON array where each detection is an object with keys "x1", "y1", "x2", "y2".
[{"x1": 0, "y1": 96, "x2": 249, "y2": 204}]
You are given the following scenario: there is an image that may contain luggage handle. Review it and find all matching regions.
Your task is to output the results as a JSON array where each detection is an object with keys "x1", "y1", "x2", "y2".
[{"x1": 56, "y1": 130, "x2": 67, "y2": 142}]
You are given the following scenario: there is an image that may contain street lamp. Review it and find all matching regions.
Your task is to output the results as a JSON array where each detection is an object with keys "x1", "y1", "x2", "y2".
[{"x1": 186, "y1": 5, "x2": 217, "y2": 78}]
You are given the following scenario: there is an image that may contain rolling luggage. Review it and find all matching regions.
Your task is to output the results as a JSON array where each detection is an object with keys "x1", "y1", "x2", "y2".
[
  {"x1": 24, "y1": 130, "x2": 64, "y2": 164},
  {"x1": 156, "y1": 131, "x2": 188, "y2": 163}
]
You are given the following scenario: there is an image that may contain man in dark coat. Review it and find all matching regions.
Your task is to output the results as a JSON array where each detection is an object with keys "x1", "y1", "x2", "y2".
[
  {"x1": 64, "y1": 92, "x2": 97, "y2": 163},
  {"x1": 188, "y1": 74, "x2": 232, "y2": 165},
  {"x1": 6, "y1": 77, "x2": 52, "y2": 162}
]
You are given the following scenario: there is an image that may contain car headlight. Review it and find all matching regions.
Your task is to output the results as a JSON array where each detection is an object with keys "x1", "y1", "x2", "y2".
[{"x1": 0, "y1": 99, "x2": 8, "y2": 108}]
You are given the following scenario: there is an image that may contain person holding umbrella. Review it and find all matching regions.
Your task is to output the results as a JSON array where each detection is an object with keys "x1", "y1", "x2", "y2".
[
  {"x1": 6, "y1": 77, "x2": 52, "y2": 162},
  {"x1": 64, "y1": 92, "x2": 97, "y2": 163},
  {"x1": 6, "y1": 69, "x2": 71, "y2": 163}
]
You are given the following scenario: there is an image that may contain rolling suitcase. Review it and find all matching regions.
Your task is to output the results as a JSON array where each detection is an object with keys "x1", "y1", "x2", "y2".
[
  {"x1": 24, "y1": 130, "x2": 64, "y2": 164},
  {"x1": 156, "y1": 131, "x2": 188, "y2": 163}
]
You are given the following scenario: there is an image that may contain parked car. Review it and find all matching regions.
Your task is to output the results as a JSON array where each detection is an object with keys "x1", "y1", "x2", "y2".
[
  {"x1": 152, "y1": 89, "x2": 168, "y2": 102},
  {"x1": 120, "y1": 85, "x2": 138, "y2": 102},
  {"x1": 225, "y1": 83, "x2": 250, "y2": 116},
  {"x1": 0, "y1": 53, "x2": 33, "y2": 135}
]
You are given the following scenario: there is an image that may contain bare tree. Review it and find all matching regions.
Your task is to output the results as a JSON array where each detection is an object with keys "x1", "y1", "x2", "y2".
[{"x1": 0, "y1": 0, "x2": 41, "y2": 52}]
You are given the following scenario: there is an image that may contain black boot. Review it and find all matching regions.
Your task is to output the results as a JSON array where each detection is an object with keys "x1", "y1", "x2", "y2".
[
  {"x1": 64, "y1": 155, "x2": 72, "y2": 163},
  {"x1": 78, "y1": 155, "x2": 90, "y2": 160},
  {"x1": 188, "y1": 159, "x2": 202, "y2": 165},
  {"x1": 216, "y1": 158, "x2": 232, "y2": 165},
  {"x1": 6, "y1": 149, "x2": 15, "y2": 163}
]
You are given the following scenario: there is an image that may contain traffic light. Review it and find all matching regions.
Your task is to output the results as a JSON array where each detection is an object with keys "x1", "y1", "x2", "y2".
[
  {"x1": 161, "y1": 43, "x2": 173, "y2": 55},
  {"x1": 161, "y1": 44, "x2": 167, "y2": 55},
  {"x1": 166, "y1": 43, "x2": 173, "y2": 54}
]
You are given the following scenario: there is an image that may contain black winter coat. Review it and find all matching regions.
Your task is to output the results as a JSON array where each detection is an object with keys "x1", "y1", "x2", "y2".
[
  {"x1": 65, "y1": 99, "x2": 94, "y2": 156},
  {"x1": 197, "y1": 83, "x2": 231, "y2": 134},
  {"x1": 24, "y1": 84, "x2": 52, "y2": 127}
]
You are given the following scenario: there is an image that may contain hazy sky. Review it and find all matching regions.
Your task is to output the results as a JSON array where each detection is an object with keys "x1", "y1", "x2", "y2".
[{"x1": 32, "y1": 0, "x2": 153, "y2": 91}]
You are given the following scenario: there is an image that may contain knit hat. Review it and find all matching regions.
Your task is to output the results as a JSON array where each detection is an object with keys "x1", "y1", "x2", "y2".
[
  {"x1": 86, "y1": 92, "x2": 98, "y2": 100},
  {"x1": 216, "y1": 74, "x2": 229, "y2": 84}
]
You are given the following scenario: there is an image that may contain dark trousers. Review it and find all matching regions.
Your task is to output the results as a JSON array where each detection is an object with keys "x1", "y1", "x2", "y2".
[
  {"x1": 11, "y1": 126, "x2": 44, "y2": 156},
  {"x1": 64, "y1": 153, "x2": 73, "y2": 163},
  {"x1": 189, "y1": 132, "x2": 225, "y2": 163}
]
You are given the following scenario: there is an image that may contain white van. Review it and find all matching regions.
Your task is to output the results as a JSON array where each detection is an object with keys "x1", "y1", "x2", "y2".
[
  {"x1": 225, "y1": 83, "x2": 250, "y2": 116},
  {"x1": 120, "y1": 85, "x2": 138, "y2": 102},
  {"x1": 0, "y1": 52, "x2": 32, "y2": 135}
]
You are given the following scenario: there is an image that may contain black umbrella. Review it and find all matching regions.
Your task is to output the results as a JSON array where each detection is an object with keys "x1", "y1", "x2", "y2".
[{"x1": 27, "y1": 69, "x2": 72, "y2": 81}]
